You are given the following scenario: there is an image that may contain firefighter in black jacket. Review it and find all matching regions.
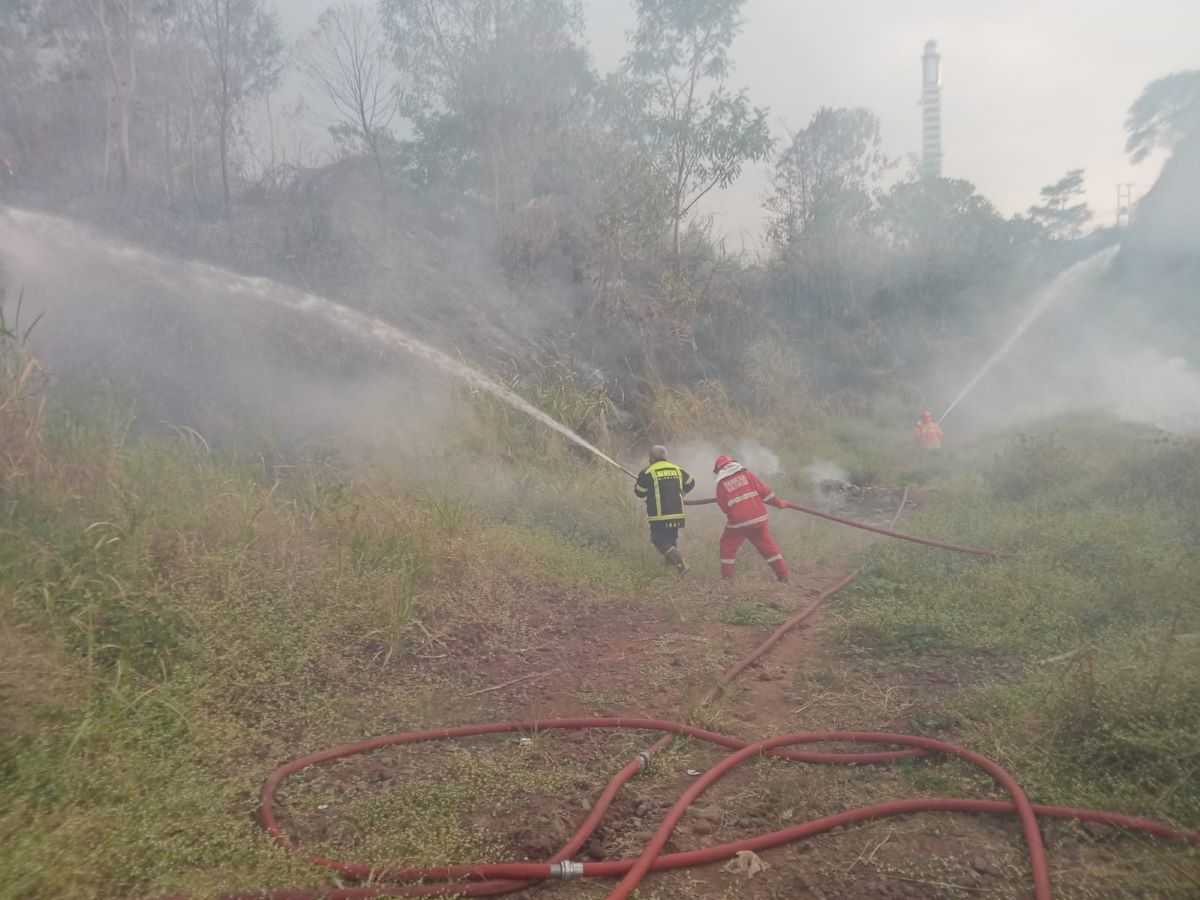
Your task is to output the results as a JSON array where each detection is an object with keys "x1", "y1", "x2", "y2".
[{"x1": 634, "y1": 445, "x2": 695, "y2": 574}]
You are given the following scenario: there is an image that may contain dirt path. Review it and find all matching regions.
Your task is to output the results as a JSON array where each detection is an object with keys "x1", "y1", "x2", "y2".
[{"x1": 275, "y1": 506, "x2": 1190, "y2": 899}]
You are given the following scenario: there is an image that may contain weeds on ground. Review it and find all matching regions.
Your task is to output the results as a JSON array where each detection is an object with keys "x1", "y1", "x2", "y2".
[
  {"x1": 725, "y1": 604, "x2": 786, "y2": 628},
  {"x1": 831, "y1": 420, "x2": 1200, "y2": 827},
  {"x1": 0, "y1": 335, "x2": 680, "y2": 896},
  {"x1": 0, "y1": 289, "x2": 46, "y2": 494}
]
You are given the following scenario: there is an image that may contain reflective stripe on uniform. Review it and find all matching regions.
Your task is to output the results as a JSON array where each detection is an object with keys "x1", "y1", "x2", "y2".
[
  {"x1": 726, "y1": 515, "x2": 769, "y2": 528},
  {"x1": 762, "y1": 492, "x2": 776, "y2": 501},
  {"x1": 765, "y1": 554, "x2": 783, "y2": 563},
  {"x1": 719, "y1": 558, "x2": 737, "y2": 565},
  {"x1": 640, "y1": 461, "x2": 687, "y2": 517},
  {"x1": 650, "y1": 462, "x2": 683, "y2": 518},
  {"x1": 726, "y1": 492, "x2": 759, "y2": 506}
]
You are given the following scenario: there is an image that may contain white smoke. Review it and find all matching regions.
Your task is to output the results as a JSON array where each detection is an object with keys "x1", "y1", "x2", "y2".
[
  {"x1": 939, "y1": 247, "x2": 1119, "y2": 426},
  {"x1": 734, "y1": 440, "x2": 782, "y2": 477},
  {"x1": 1084, "y1": 351, "x2": 1200, "y2": 432},
  {"x1": 803, "y1": 460, "x2": 851, "y2": 487},
  {"x1": 943, "y1": 338, "x2": 1200, "y2": 437},
  {"x1": 0, "y1": 207, "x2": 633, "y2": 474},
  {"x1": 929, "y1": 244, "x2": 1200, "y2": 438},
  {"x1": 662, "y1": 438, "x2": 783, "y2": 495}
]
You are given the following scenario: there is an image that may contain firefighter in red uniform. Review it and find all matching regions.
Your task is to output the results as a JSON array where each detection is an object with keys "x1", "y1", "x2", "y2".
[
  {"x1": 711, "y1": 455, "x2": 790, "y2": 582},
  {"x1": 914, "y1": 410, "x2": 943, "y2": 450}
]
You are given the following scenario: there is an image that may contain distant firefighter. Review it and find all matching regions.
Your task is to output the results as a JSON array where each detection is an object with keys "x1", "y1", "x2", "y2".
[
  {"x1": 712, "y1": 455, "x2": 790, "y2": 583},
  {"x1": 634, "y1": 445, "x2": 695, "y2": 574},
  {"x1": 914, "y1": 410, "x2": 943, "y2": 449}
]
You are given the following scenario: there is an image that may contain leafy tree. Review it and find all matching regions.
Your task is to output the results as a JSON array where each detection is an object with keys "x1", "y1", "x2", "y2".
[
  {"x1": 619, "y1": 0, "x2": 772, "y2": 268},
  {"x1": 0, "y1": 2, "x2": 52, "y2": 169},
  {"x1": 1126, "y1": 70, "x2": 1200, "y2": 163},
  {"x1": 766, "y1": 107, "x2": 891, "y2": 247},
  {"x1": 1027, "y1": 169, "x2": 1094, "y2": 240},
  {"x1": 0, "y1": 2, "x2": 99, "y2": 184},
  {"x1": 1120, "y1": 70, "x2": 1200, "y2": 322},
  {"x1": 762, "y1": 108, "x2": 892, "y2": 330},
  {"x1": 379, "y1": 0, "x2": 593, "y2": 210},
  {"x1": 883, "y1": 177, "x2": 1044, "y2": 389},
  {"x1": 300, "y1": 2, "x2": 398, "y2": 186},
  {"x1": 187, "y1": 0, "x2": 283, "y2": 217},
  {"x1": 883, "y1": 178, "x2": 1013, "y2": 272}
]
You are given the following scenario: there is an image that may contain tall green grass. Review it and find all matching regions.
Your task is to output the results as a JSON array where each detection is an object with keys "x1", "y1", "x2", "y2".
[
  {"x1": 832, "y1": 421, "x2": 1200, "y2": 827},
  {"x1": 0, "y1": 345, "x2": 659, "y2": 896},
  {"x1": 8, "y1": 287, "x2": 1197, "y2": 897}
]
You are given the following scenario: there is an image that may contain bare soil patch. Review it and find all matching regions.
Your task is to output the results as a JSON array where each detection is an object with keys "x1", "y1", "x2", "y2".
[{"x1": 272, "y1": 498, "x2": 1195, "y2": 898}]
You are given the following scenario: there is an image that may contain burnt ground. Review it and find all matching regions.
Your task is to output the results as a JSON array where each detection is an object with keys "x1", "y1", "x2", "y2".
[{"x1": 272, "y1": 493, "x2": 1199, "y2": 899}]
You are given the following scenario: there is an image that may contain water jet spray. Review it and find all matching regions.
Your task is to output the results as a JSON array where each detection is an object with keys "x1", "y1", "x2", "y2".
[
  {"x1": 938, "y1": 246, "x2": 1119, "y2": 425},
  {"x1": 0, "y1": 207, "x2": 639, "y2": 480}
]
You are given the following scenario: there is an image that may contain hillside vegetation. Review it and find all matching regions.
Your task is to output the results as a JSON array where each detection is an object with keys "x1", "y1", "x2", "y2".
[
  {"x1": 0, "y1": 301, "x2": 889, "y2": 897},
  {"x1": 4, "y1": 3, "x2": 1197, "y2": 419},
  {"x1": 3, "y1": 2, "x2": 1200, "y2": 897},
  {"x1": 5, "y1": 294, "x2": 1200, "y2": 897},
  {"x1": 835, "y1": 421, "x2": 1200, "y2": 826}
]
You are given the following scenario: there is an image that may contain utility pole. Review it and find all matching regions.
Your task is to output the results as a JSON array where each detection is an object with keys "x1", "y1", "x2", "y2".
[{"x1": 1116, "y1": 183, "x2": 1134, "y2": 228}]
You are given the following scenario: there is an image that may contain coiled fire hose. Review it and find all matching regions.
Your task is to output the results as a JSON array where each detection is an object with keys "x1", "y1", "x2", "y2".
[
  {"x1": 229, "y1": 494, "x2": 1198, "y2": 900},
  {"x1": 246, "y1": 720, "x2": 1200, "y2": 900}
]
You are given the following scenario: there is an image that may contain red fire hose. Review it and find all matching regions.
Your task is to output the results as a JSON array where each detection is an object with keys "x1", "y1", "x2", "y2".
[
  {"x1": 684, "y1": 495, "x2": 1011, "y2": 558},
  {"x1": 244, "y1": 719, "x2": 1199, "y2": 900},
  {"x1": 232, "y1": 495, "x2": 1197, "y2": 900}
]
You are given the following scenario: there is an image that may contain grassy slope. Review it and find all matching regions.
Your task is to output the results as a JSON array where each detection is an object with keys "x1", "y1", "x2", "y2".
[
  {"x1": 831, "y1": 418, "x2": 1200, "y2": 826},
  {"x1": 4, "y1": 315, "x2": 1200, "y2": 896},
  {"x1": 0, "y1": 365, "x2": 665, "y2": 896}
]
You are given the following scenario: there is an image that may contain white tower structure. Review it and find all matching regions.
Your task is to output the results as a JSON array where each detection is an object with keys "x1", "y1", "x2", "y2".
[{"x1": 920, "y1": 40, "x2": 943, "y2": 179}]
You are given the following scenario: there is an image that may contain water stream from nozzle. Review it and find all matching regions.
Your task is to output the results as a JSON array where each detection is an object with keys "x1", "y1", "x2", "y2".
[
  {"x1": 0, "y1": 208, "x2": 638, "y2": 479},
  {"x1": 938, "y1": 246, "x2": 1119, "y2": 425}
]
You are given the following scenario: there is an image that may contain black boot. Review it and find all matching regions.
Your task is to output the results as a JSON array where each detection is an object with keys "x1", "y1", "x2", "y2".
[{"x1": 665, "y1": 547, "x2": 688, "y2": 575}]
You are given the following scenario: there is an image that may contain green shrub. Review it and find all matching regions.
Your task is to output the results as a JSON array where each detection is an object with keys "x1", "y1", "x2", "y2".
[{"x1": 834, "y1": 421, "x2": 1200, "y2": 825}]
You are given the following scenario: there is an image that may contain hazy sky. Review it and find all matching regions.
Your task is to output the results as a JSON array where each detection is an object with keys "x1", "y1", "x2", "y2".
[{"x1": 276, "y1": 0, "x2": 1199, "y2": 244}]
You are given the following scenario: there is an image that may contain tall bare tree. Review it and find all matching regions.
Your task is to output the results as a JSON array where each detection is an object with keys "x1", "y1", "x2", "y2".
[
  {"x1": 84, "y1": 0, "x2": 138, "y2": 190},
  {"x1": 300, "y1": 2, "x2": 397, "y2": 186},
  {"x1": 187, "y1": 0, "x2": 282, "y2": 217}
]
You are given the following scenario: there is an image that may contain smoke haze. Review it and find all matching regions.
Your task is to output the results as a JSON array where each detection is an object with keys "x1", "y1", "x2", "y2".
[
  {"x1": 1, "y1": 0, "x2": 1198, "y2": 470},
  {"x1": 926, "y1": 247, "x2": 1200, "y2": 437},
  {"x1": 0, "y1": 207, "x2": 628, "y2": 472},
  {"x1": 274, "y1": 0, "x2": 1199, "y2": 238}
]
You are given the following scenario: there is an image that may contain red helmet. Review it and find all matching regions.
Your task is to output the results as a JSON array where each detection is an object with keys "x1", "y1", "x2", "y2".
[
  {"x1": 921, "y1": 410, "x2": 933, "y2": 421},
  {"x1": 713, "y1": 455, "x2": 735, "y2": 473}
]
